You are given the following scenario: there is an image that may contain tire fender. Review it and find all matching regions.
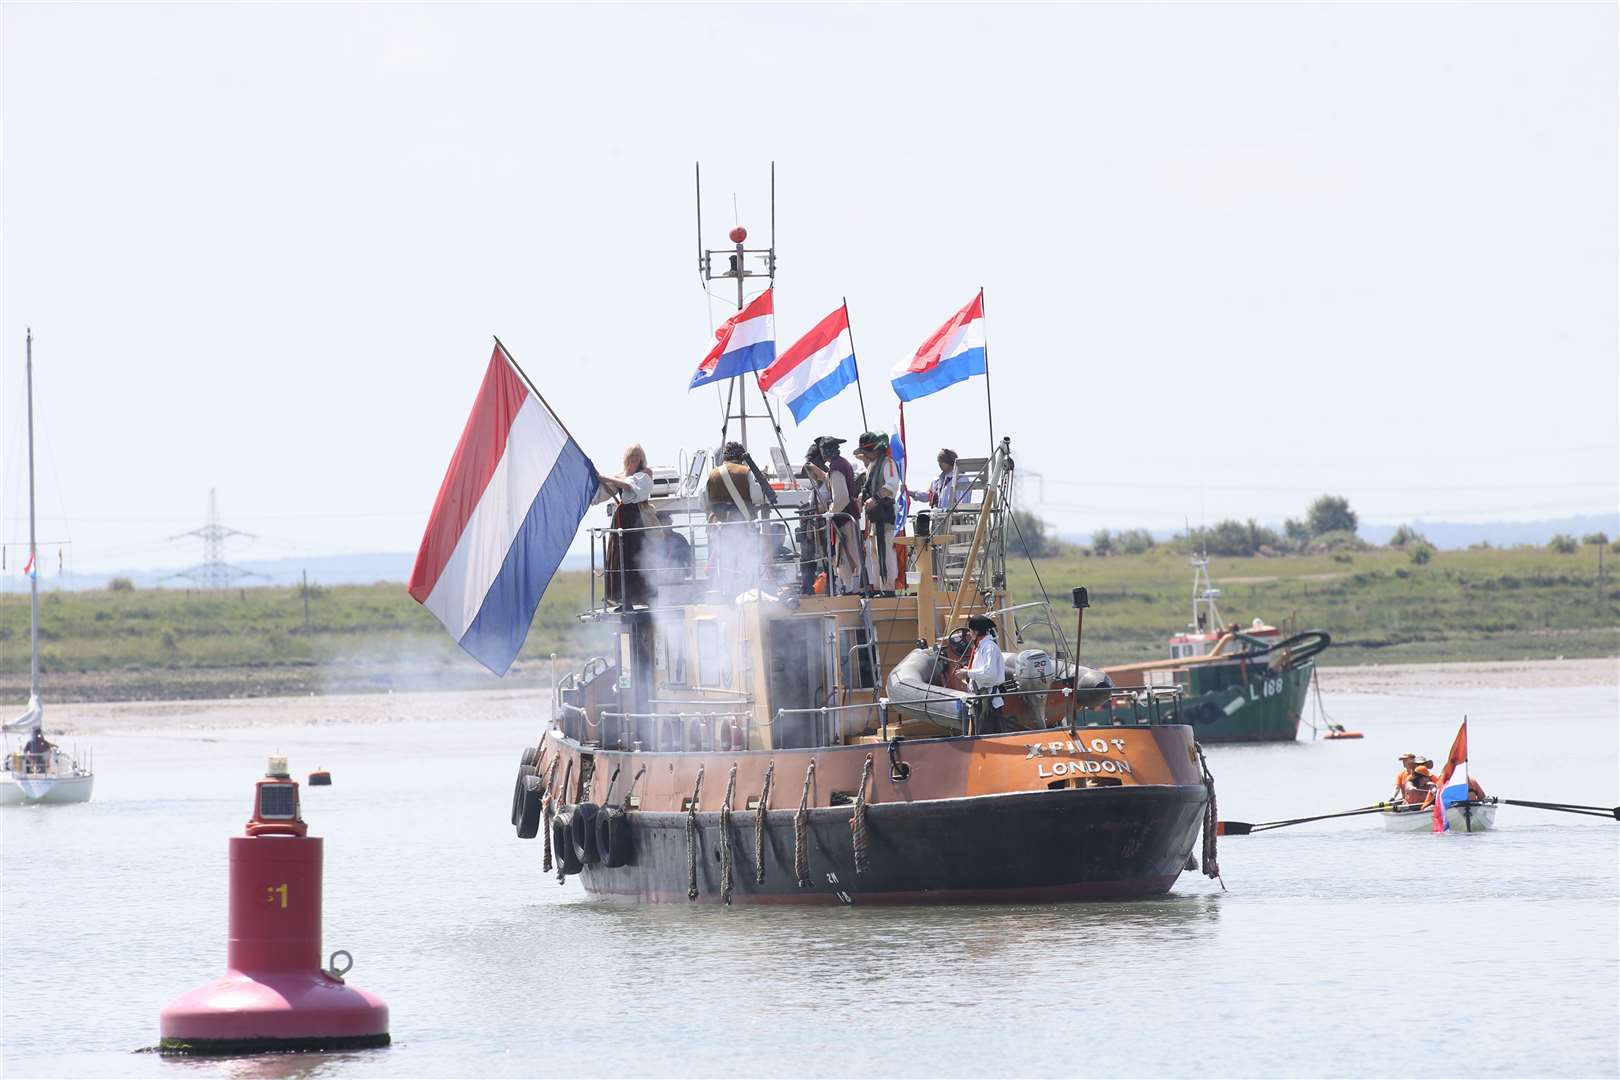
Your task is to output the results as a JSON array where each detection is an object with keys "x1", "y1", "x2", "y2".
[
  {"x1": 597, "y1": 805, "x2": 632, "y2": 868},
  {"x1": 571, "y1": 802, "x2": 602, "y2": 865}
]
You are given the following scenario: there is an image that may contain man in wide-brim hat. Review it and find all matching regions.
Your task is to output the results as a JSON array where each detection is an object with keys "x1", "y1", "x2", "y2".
[
  {"x1": 852, "y1": 431, "x2": 900, "y2": 595},
  {"x1": 804, "y1": 435, "x2": 860, "y2": 594}
]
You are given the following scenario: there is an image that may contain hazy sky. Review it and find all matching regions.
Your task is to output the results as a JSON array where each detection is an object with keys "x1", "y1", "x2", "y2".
[{"x1": 3, "y1": 2, "x2": 1616, "y2": 575}]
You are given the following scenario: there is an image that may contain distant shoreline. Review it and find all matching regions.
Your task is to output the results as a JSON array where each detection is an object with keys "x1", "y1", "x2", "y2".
[{"x1": 24, "y1": 657, "x2": 1616, "y2": 737}]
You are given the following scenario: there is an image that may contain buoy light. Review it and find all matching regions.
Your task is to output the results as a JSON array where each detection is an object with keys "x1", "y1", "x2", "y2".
[{"x1": 248, "y1": 756, "x2": 307, "y2": 838}]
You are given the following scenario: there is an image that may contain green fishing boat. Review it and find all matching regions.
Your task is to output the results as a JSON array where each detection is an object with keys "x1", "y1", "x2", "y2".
[{"x1": 1101, "y1": 556, "x2": 1330, "y2": 743}]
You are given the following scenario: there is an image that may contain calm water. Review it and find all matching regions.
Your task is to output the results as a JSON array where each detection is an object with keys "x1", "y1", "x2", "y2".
[{"x1": 3, "y1": 683, "x2": 1616, "y2": 1078}]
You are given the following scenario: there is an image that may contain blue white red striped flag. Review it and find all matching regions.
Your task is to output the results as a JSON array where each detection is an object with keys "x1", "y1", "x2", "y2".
[
  {"x1": 690, "y1": 288, "x2": 776, "y2": 389},
  {"x1": 759, "y1": 302, "x2": 858, "y2": 424},
  {"x1": 1433, "y1": 718, "x2": 1471, "y2": 832},
  {"x1": 890, "y1": 291, "x2": 987, "y2": 402},
  {"x1": 409, "y1": 343, "x2": 599, "y2": 676},
  {"x1": 891, "y1": 403, "x2": 909, "y2": 531}
]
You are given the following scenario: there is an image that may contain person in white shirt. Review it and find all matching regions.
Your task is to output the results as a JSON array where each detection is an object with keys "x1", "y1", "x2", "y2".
[
  {"x1": 854, "y1": 431, "x2": 901, "y2": 594},
  {"x1": 959, "y1": 614, "x2": 1006, "y2": 732},
  {"x1": 599, "y1": 443, "x2": 657, "y2": 609}
]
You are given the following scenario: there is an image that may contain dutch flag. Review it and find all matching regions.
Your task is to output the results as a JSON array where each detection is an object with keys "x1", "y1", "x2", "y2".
[
  {"x1": 758, "y1": 302, "x2": 859, "y2": 424},
  {"x1": 1433, "y1": 718, "x2": 1471, "y2": 832},
  {"x1": 690, "y1": 288, "x2": 776, "y2": 389},
  {"x1": 890, "y1": 291, "x2": 987, "y2": 402},
  {"x1": 409, "y1": 343, "x2": 599, "y2": 676}
]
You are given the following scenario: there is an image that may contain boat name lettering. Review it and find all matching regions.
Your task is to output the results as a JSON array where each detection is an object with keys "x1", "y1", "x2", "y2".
[
  {"x1": 1250, "y1": 676, "x2": 1283, "y2": 701},
  {"x1": 1025, "y1": 737, "x2": 1127, "y2": 759},
  {"x1": 1036, "y1": 759, "x2": 1131, "y2": 778}
]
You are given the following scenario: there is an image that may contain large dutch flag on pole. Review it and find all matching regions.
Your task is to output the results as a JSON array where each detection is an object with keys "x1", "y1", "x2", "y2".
[
  {"x1": 758, "y1": 302, "x2": 859, "y2": 424},
  {"x1": 689, "y1": 287, "x2": 776, "y2": 389},
  {"x1": 1433, "y1": 717, "x2": 1471, "y2": 832},
  {"x1": 409, "y1": 342, "x2": 599, "y2": 676},
  {"x1": 890, "y1": 291, "x2": 987, "y2": 402}
]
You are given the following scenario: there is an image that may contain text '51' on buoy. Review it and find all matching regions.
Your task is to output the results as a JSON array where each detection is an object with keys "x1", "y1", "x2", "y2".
[{"x1": 158, "y1": 755, "x2": 389, "y2": 1055}]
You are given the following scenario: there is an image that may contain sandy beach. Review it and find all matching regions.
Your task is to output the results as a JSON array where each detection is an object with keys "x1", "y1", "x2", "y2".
[{"x1": 21, "y1": 657, "x2": 1613, "y2": 736}]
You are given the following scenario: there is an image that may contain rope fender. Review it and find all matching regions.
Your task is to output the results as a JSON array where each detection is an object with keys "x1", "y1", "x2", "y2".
[
  {"x1": 754, "y1": 761, "x2": 774, "y2": 885},
  {"x1": 793, "y1": 760, "x2": 816, "y2": 888},
  {"x1": 541, "y1": 756, "x2": 560, "y2": 873},
  {"x1": 851, "y1": 755, "x2": 875, "y2": 875},
  {"x1": 554, "y1": 758, "x2": 573, "y2": 885},
  {"x1": 720, "y1": 764, "x2": 738, "y2": 906},
  {"x1": 685, "y1": 766, "x2": 705, "y2": 901},
  {"x1": 1195, "y1": 742, "x2": 1225, "y2": 889}
]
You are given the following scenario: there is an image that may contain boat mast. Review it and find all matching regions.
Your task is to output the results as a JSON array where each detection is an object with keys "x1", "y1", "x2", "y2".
[
  {"x1": 696, "y1": 162, "x2": 784, "y2": 454},
  {"x1": 25, "y1": 328, "x2": 40, "y2": 705}
]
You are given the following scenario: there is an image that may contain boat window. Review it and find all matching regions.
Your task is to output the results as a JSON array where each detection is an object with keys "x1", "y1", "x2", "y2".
[
  {"x1": 659, "y1": 615, "x2": 687, "y2": 685},
  {"x1": 695, "y1": 620, "x2": 731, "y2": 688},
  {"x1": 839, "y1": 626, "x2": 875, "y2": 691}
]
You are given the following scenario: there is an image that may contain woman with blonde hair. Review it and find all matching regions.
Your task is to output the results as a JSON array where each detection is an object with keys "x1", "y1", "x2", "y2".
[{"x1": 600, "y1": 443, "x2": 657, "y2": 609}]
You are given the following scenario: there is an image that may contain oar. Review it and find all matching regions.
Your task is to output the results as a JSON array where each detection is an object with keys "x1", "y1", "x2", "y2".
[
  {"x1": 1219, "y1": 803, "x2": 1396, "y2": 836},
  {"x1": 1498, "y1": 798, "x2": 1619, "y2": 821}
]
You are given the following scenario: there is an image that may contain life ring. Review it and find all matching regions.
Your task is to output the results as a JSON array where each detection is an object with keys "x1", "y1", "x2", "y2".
[
  {"x1": 570, "y1": 803, "x2": 602, "y2": 865},
  {"x1": 515, "y1": 775, "x2": 545, "y2": 839},
  {"x1": 596, "y1": 805, "x2": 632, "y2": 868},
  {"x1": 551, "y1": 809, "x2": 583, "y2": 875}
]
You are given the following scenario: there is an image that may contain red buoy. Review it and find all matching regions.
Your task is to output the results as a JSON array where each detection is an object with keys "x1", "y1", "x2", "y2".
[{"x1": 160, "y1": 756, "x2": 389, "y2": 1055}]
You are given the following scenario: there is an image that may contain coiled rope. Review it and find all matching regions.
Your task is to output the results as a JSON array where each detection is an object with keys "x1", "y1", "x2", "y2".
[
  {"x1": 720, "y1": 764, "x2": 738, "y2": 906},
  {"x1": 1195, "y1": 742, "x2": 1225, "y2": 889},
  {"x1": 755, "y1": 761, "x2": 774, "y2": 885},
  {"x1": 540, "y1": 755, "x2": 560, "y2": 872},
  {"x1": 794, "y1": 759, "x2": 816, "y2": 888},
  {"x1": 851, "y1": 754, "x2": 874, "y2": 876},
  {"x1": 686, "y1": 766, "x2": 705, "y2": 901},
  {"x1": 555, "y1": 758, "x2": 574, "y2": 885}
]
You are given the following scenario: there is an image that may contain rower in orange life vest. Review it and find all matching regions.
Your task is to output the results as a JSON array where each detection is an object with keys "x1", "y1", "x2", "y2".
[
  {"x1": 1403, "y1": 765, "x2": 1438, "y2": 808},
  {"x1": 1392, "y1": 752, "x2": 1421, "y2": 800},
  {"x1": 1422, "y1": 756, "x2": 1489, "y2": 802}
]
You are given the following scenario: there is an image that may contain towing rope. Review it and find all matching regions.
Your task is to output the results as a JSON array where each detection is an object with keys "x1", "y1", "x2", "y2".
[
  {"x1": 755, "y1": 761, "x2": 774, "y2": 885},
  {"x1": 851, "y1": 754, "x2": 874, "y2": 875},
  {"x1": 794, "y1": 759, "x2": 816, "y2": 888},
  {"x1": 1195, "y1": 743, "x2": 1225, "y2": 889},
  {"x1": 686, "y1": 766, "x2": 705, "y2": 901},
  {"x1": 540, "y1": 756, "x2": 560, "y2": 872},
  {"x1": 720, "y1": 764, "x2": 738, "y2": 906},
  {"x1": 555, "y1": 758, "x2": 573, "y2": 885}
]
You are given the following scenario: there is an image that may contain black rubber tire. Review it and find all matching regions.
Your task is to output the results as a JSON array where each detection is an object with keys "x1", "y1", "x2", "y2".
[
  {"x1": 521, "y1": 745, "x2": 538, "y2": 768},
  {"x1": 597, "y1": 805, "x2": 631, "y2": 868},
  {"x1": 515, "y1": 775, "x2": 544, "y2": 839},
  {"x1": 570, "y1": 803, "x2": 602, "y2": 865},
  {"x1": 552, "y1": 810, "x2": 583, "y2": 875},
  {"x1": 510, "y1": 764, "x2": 537, "y2": 825}
]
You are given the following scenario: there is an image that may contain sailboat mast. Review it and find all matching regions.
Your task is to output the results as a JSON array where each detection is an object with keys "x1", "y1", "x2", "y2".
[{"x1": 25, "y1": 328, "x2": 40, "y2": 703}]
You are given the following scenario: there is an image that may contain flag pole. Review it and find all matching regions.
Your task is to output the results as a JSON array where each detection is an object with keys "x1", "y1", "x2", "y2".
[
  {"x1": 493, "y1": 335, "x2": 583, "y2": 449},
  {"x1": 842, "y1": 298, "x2": 871, "y2": 433},
  {"x1": 978, "y1": 286, "x2": 995, "y2": 457}
]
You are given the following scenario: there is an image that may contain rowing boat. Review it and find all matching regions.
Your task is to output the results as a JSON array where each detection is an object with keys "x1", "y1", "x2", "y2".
[{"x1": 1381, "y1": 799, "x2": 1498, "y2": 833}]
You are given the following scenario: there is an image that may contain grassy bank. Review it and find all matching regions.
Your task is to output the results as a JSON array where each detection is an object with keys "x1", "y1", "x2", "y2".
[{"x1": 1, "y1": 544, "x2": 1615, "y2": 701}]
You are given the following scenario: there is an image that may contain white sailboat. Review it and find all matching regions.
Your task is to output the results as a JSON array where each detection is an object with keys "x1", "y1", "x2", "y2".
[{"x1": 3, "y1": 329, "x2": 94, "y2": 807}]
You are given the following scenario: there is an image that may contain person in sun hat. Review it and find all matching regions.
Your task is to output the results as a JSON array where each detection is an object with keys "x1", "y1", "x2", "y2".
[
  {"x1": 1392, "y1": 752, "x2": 1421, "y2": 800},
  {"x1": 852, "y1": 431, "x2": 899, "y2": 595}
]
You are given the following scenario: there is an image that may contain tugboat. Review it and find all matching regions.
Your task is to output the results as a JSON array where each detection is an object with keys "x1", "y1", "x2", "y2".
[
  {"x1": 494, "y1": 186, "x2": 1219, "y2": 905},
  {"x1": 1098, "y1": 555, "x2": 1330, "y2": 744}
]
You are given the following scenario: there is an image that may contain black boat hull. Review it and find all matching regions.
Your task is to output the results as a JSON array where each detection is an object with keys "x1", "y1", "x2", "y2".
[{"x1": 574, "y1": 784, "x2": 1208, "y2": 904}]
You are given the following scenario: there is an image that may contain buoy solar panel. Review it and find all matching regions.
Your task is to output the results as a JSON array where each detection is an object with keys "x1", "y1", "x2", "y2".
[{"x1": 159, "y1": 757, "x2": 388, "y2": 1055}]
